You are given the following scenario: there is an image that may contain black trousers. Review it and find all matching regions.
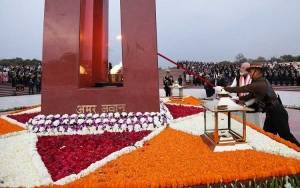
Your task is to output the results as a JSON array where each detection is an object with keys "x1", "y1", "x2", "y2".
[
  {"x1": 264, "y1": 105, "x2": 300, "y2": 147},
  {"x1": 164, "y1": 87, "x2": 171, "y2": 97}
]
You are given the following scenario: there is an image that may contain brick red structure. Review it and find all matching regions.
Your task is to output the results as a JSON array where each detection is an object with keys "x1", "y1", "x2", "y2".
[{"x1": 42, "y1": 0, "x2": 159, "y2": 114}]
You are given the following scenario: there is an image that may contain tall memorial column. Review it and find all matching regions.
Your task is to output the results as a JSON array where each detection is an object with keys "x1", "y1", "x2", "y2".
[{"x1": 42, "y1": 0, "x2": 159, "y2": 114}]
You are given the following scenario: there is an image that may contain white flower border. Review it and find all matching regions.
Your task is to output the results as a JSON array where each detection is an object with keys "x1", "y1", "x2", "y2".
[{"x1": 0, "y1": 132, "x2": 52, "y2": 187}]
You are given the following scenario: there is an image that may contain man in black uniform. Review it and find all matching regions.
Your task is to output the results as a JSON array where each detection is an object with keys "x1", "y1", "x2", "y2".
[
  {"x1": 163, "y1": 71, "x2": 173, "y2": 97},
  {"x1": 224, "y1": 65, "x2": 300, "y2": 146}
]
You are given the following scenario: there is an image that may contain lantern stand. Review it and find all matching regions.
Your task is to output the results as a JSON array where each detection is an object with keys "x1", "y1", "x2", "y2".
[{"x1": 202, "y1": 100, "x2": 254, "y2": 151}]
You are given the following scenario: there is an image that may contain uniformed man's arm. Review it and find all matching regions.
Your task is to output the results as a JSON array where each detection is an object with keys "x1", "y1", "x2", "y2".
[
  {"x1": 224, "y1": 82, "x2": 261, "y2": 94},
  {"x1": 239, "y1": 93, "x2": 255, "y2": 101}
]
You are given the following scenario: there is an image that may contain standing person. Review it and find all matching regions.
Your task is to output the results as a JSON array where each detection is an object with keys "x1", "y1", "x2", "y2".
[
  {"x1": 163, "y1": 71, "x2": 172, "y2": 97},
  {"x1": 0, "y1": 70, "x2": 3, "y2": 84},
  {"x1": 204, "y1": 75, "x2": 215, "y2": 99},
  {"x1": 224, "y1": 65, "x2": 300, "y2": 146},
  {"x1": 231, "y1": 62, "x2": 252, "y2": 93},
  {"x1": 178, "y1": 75, "x2": 183, "y2": 86},
  {"x1": 28, "y1": 77, "x2": 34, "y2": 95},
  {"x1": 35, "y1": 75, "x2": 41, "y2": 93},
  {"x1": 3, "y1": 71, "x2": 8, "y2": 84},
  {"x1": 230, "y1": 62, "x2": 263, "y2": 127}
]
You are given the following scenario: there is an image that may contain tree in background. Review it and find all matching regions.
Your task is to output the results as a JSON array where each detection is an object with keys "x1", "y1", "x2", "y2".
[
  {"x1": 235, "y1": 53, "x2": 247, "y2": 64},
  {"x1": 0, "y1": 58, "x2": 41, "y2": 66}
]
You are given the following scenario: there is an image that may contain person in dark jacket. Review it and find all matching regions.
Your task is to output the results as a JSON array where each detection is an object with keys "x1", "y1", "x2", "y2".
[
  {"x1": 28, "y1": 77, "x2": 34, "y2": 95},
  {"x1": 224, "y1": 65, "x2": 300, "y2": 147},
  {"x1": 178, "y1": 75, "x2": 183, "y2": 86},
  {"x1": 204, "y1": 75, "x2": 215, "y2": 98},
  {"x1": 163, "y1": 71, "x2": 173, "y2": 97}
]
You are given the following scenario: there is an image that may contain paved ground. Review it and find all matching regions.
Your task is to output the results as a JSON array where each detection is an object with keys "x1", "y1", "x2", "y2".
[{"x1": 0, "y1": 94, "x2": 41, "y2": 111}]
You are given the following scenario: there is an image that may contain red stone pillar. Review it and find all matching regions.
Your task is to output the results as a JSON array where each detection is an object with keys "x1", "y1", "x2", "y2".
[{"x1": 92, "y1": 0, "x2": 109, "y2": 84}]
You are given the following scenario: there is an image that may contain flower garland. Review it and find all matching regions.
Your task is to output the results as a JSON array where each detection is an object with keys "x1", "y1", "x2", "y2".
[
  {"x1": 55, "y1": 128, "x2": 300, "y2": 188},
  {"x1": 26, "y1": 112, "x2": 168, "y2": 136}
]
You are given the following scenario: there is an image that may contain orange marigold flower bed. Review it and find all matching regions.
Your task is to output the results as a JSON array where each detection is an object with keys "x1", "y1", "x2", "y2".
[
  {"x1": 0, "y1": 118, "x2": 25, "y2": 135},
  {"x1": 168, "y1": 96, "x2": 203, "y2": 106},
  {"x1": 53, "y1": 128, "x2": 300, "y2": 188}
]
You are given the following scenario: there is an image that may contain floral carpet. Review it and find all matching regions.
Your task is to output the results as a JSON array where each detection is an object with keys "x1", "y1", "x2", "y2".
[{"x1": 0, "y1": 98, "x2": 299, "y2": 187}]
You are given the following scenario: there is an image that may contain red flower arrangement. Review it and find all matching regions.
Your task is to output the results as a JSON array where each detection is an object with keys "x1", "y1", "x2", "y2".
[
  {"x1": 36, "y1": 131, "x2": 150, "y2": 181},
  {"x1": 165, "y1": 104, "x2": 204, "y2": 119},
  {"x1": 7, "y1": 112, "x2": 40, "y2": 124}
]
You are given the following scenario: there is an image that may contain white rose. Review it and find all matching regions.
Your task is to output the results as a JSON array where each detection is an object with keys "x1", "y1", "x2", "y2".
[
  {"x1": 140, "y1": 117, "x2": 146, "y2": 124},
  {"x1": 142, "y1": 123, "x2": 148, "y2": 130},
  {"x1": 38, "y1": 119, "x2": 45, "y2": 125},
  {"x1": 86, "y1": 119, "x2": 94, "y2": 125},
  {"x1": 45, "y1": 120, "x2": 52, "y2": 125},
  {"x1": 54, "y1": 114, "x2": 61, "y2": 119},
  {"x1": 114, "y1": 112, "x2": 120, "y2": 118},
  {"x1": 121, "y1": 112, "x2": 127, "y2": 117},
  {"x1": 100, "y1": 113, "x2": 107, "y2": 118},
  {"x1": 86, "y1": 113, "x2": 93, "y2": 118},
  {"x1": 70, "y1": 119, "x2": 76, "y2": 125},
  {"x1": 121, "y1": 124, "x2": 127, "y2": 130},
  {"x1": 151, "y1": 112, "x2": 157, "y2": 116},
  {"x1": 126, "y1": 118, "x2": 132, "y2": 124},
  {"x1": 147, "y1": 117, "x2": 153, "y2": 123},
  {"x1": 95, "y1": 118, "x2": 102, "y2": 124},
  {"x1": 53, "y1": 120, "x2": 60, "y2": 127},
  {"x1": 127, "y1": 125, "x2": 133, "y2": 132},
  {"x1": 134, "y1": 124, "x2": 141, "y2": 132},
  {"x1": 128, "y1": 112, "x2": 134, "y2": 117},
  {"x1": 46, "y1": 114, "x2": 54, "y2": 119},
  {"x1": 62, "y1": 119, "x2": 69, "y2": 124},
  {"x1": 132, "y1": 117, "x2": 138, "y2": 123},
  {"x1": 77, "y1": 119, "x2": 85, "y2": 125},
  {"x1": 62, "y1": 114, "x2": 69, "y2": 119},
  {"x1": 31, "y1": 119, "x2": 38, "y2": 125},
  {"x1": 34, "y1": 114, "x2": 45, "y2": 119},
  {"x1": 110, "y1": 118, "x2": 117, "y2": 123},
  {"x1": 103, "y1": 118, "x2": 109, "y2": 123},
  {"x1": 93, "y1": 114, "x2": 100, "y2": 119},
  {"x1": 70, "y1": 114, "x2": 78, "y2": 118}
]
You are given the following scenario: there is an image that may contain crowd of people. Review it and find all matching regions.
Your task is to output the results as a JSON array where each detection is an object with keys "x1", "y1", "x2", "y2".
[
  {"x1": 177, "y1": 61, "x2": 300, "y2": 87},
  {"x1": 0, "y1": 64, "x2": 42, "y2": 95}
]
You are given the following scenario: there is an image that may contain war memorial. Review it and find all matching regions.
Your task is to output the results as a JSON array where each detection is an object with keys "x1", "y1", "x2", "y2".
[{"x1": 0, "y1": 0, "x2": 299, "y2": 187}]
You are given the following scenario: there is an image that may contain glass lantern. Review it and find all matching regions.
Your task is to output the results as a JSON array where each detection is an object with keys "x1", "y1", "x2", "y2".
[{"x1": 202, "y1": 100, "x2": 253, "y2": 149}]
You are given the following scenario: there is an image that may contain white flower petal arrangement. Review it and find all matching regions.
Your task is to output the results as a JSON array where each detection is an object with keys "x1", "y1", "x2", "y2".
[{"x1": 26, "y1": 110, "x2": 170, "y2": 136}]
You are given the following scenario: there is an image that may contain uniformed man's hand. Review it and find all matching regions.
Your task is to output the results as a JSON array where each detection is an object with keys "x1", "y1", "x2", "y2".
[{"x1": 214, "y1": 86, "x2": 224, "y2": 93}]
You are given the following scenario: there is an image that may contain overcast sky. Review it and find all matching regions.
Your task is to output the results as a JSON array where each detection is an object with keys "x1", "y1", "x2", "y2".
[{"x1": 1, "y1": 0, "x2": 300, "y2": 66}]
